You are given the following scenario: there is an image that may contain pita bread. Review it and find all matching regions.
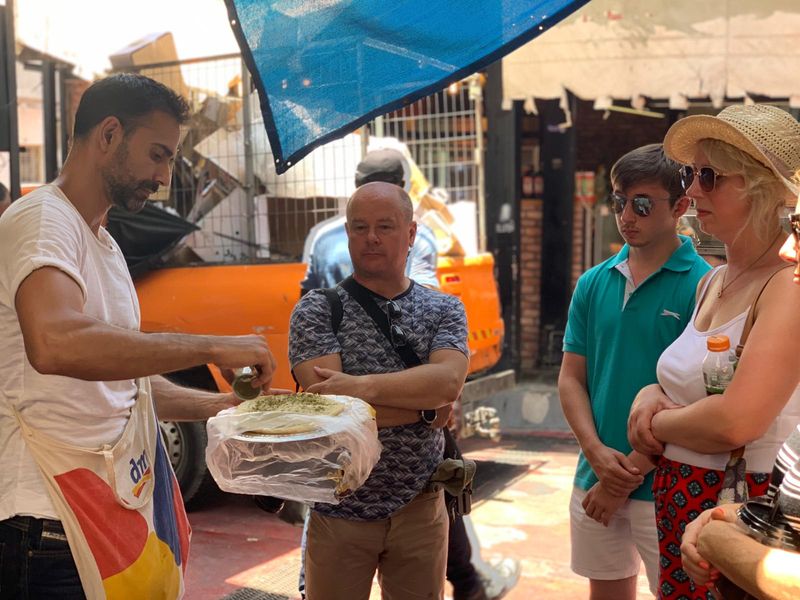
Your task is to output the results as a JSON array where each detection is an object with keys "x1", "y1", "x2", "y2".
[
  {"x1": 243, "y1": 422, "x2": 320, "y2": 436},
  {"x1": 236, "y1": 393, "x2": 345, "y2": 436},
  {"x1": 235, "y1": 392, "x2": 345, "y2": 417}
]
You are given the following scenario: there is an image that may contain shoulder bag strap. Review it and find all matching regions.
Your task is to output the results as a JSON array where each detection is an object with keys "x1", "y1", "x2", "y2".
[
  {"x1": 735, "y1": 264, "x2": 793, "y2": 358},
  {"x1": 322, "y1": 287, "x2": 343, "y2": 335},
  {"x1": 292, "y1": 288, "x2": 344, "y2": 392},
  {"x1": 339, "y1": 276, "x2": 461, "y2": 454},
  {"x1": 729, "y1": 264, "x2": 792, "y2": 460},
  {"x1": 340, "y1": 276, "x2": 423, "y2": 368}
]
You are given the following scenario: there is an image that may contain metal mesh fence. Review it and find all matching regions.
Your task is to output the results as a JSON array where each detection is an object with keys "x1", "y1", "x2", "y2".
[
  {"x1": 380, "y1": 82, "x2": 479, "y2": 205},
  {"x1": 119, "y1": 56, "x2": 479, "y2": 264}
]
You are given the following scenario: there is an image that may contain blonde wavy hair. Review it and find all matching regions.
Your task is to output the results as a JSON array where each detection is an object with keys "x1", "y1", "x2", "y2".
[{"x1": 698, "y1": 138, "x2": 791, "y2": 242}]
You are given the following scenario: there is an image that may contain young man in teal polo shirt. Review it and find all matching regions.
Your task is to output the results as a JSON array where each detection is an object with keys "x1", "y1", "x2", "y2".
[{"x1": 559, "y1": 143, "x2": 710, "y2": 599}]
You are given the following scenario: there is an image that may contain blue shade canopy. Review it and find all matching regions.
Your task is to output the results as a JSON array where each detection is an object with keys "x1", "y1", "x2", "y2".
[{"x1": 225, "y1": 0, "x2": 588, "y2": 173}]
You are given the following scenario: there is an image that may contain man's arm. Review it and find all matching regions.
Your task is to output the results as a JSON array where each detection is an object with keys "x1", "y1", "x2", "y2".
[
  {"x1": 698, "y1": 519, "x2": 800, "y2": 600},
  {"x1": 150, "y1": 375, "x2": 238, "y2": 421},
  {"x1": 306, "y1": 348, "x2": 467, "y2": 410},
  {"x1": 558, "y1": 352, "x2": 644, "y2": 496},
  {"x1": 15, "y1": 267, "x2": 275, "y2": 386},
  {"x1": 293, "y1": 353, "x2": 421, "y2": 427}
]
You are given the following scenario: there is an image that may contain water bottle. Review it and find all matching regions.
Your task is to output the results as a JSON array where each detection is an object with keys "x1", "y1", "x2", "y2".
[
  {"x1": 702, "y1": 335, "x2": 736, "y2": 395},
  {"x1": 232, "y1": 366, "x2": 261, "y2": 400}
]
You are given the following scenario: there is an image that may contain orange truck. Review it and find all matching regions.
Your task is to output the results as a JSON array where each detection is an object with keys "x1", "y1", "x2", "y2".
[{"x1": 137, "y1": 253, "x2": 510, "y2": 506}]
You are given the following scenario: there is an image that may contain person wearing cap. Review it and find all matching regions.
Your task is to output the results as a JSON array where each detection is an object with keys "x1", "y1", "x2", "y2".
[
  {"x1": 300, "y1": 148, "x2": 439, "y2": 292},
  {"x1": 628, "y1": 104, "x2": 800, "y2": 599},
  {"x1": 559, "y1": 143, "x2": 709, "y2": 600}
]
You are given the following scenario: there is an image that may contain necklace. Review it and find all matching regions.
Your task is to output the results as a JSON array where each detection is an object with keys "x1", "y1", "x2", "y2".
[{"x1": 717, "y1": 231, "x2": 782, "y2": 298}]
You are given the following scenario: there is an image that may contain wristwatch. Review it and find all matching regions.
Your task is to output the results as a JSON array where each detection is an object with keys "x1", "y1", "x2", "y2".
[{"x1": 420, "y1": 409, "x2": 437, "y2": 425}]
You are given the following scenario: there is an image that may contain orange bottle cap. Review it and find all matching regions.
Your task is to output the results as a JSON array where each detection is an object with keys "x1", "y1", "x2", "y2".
[{"x1": 707, "y1": 335, "x2": 730, "y2": 352}]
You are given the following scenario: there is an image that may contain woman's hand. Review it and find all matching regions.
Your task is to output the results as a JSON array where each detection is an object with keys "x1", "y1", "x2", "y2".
[
  {"x1": 680, "y1": 505, "x2": 739, "y2": 587},
  {"x1": 627, "y1": 384, "x2": 680, "y2": 456}
]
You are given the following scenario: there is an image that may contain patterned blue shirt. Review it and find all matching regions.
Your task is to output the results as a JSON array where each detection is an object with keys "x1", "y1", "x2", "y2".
[{"x1": 289, "y1": 281, "x2": 468, "y2": 520}]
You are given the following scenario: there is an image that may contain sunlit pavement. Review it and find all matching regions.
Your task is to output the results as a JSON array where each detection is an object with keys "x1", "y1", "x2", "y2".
[{"x1": 184, "y1": 435, "x2": 652, "y2": 599}]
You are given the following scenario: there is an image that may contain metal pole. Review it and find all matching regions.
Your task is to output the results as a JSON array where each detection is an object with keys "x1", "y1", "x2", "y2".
[
  {"x1": 592, "y1": 204, "x2": 600, "y2": 266},
  {"x1": 3, "y1": 0, "x2": 20, "y2": 199},
  {"x1": 360, "y1": 122, "x2": 369, "y2": 159},
  {"x1": 240, "y1": 60, "x2": 257, "y2": 258},
  {"x1": 471, "y1": 74, "x2": 487, "y2": 253},
  {"x1": 42, "y1": 60, "x2": 58, "y2": 181},
  {"x1": 58, "y1": 67, "x2": 70, "y2": 166},
  {"x1": 583, "y1": 203, "x2": 592, "y2": 271}
]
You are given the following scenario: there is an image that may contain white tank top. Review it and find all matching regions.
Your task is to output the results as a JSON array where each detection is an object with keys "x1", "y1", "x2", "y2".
[{"x1": 657, "y1": 266, "x2": 800, "y2": 471}]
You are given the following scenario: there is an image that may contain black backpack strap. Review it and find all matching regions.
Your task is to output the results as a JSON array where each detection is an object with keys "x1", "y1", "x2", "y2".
[
  {"x1": 292, "y1": 287, "x2": 343, "y2": 392},
  {"x1": 322, "y1": 287, "x2": 343, "y2": 335},
  {"x1": 340, "y1": 276, "x2": 422, "y2": 367}
]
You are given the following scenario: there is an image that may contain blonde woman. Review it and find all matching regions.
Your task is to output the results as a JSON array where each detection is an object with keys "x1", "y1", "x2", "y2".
[
  {"x1": 627, "y1": 104, "x2": 800, "y2": 599},
  {"x1": 677, "y1": 193, "x2": 800, "y2": 600}
]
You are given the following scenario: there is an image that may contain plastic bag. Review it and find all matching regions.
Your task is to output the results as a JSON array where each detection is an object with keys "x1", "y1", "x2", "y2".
[{"x1": 205, "y1": 394, "x2": 381, "y2": 504}]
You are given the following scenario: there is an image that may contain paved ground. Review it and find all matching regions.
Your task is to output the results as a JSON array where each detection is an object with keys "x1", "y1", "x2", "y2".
[{"x1": 184, "y1": 434, "x2": 653, "y2": 599}]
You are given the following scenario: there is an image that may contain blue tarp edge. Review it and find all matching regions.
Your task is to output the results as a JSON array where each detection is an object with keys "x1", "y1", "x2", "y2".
[{"x1": 224, "y1": 0, "x2": 590, "y2": 174}]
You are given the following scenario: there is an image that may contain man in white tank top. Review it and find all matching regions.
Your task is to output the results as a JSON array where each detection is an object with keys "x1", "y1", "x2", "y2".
[{"x1": 559, "y1": 144, "x2": 711, "y2": 599}]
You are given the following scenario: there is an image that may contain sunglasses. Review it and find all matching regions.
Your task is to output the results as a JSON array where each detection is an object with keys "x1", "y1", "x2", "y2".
[
  {"x1": 790, "y1": 213, "x2": 800, "y2": 243},
  {"x1": 609, "y1": 192, "x2": 669, "y2": 217},
  {"x1": 679, "y1": 165, "x2": 726, "y2": 193},
  {"x1": 386, "y1": 300, "x2": 407, "y2": 348}
]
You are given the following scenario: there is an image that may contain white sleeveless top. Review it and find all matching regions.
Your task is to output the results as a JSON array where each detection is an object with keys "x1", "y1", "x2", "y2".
[{"x1": 657, "y1": 266, "x2": 800, "y2": 472}]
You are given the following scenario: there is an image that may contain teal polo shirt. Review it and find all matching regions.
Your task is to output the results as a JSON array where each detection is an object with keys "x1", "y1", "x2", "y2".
[{"x1": 563, "y1": 235, "x2": 710, "y2": 501}]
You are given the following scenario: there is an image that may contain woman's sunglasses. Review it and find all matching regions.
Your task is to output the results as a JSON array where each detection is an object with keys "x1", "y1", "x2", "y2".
[
  {"x1": 790, "y1": 213, "x2": 800, "y2": 244},
  {"x1": 609, "y1": 192, "x2": 668, "y2": 217},
  {"x1": 679, "y1": 165, "x2": 726, "y2": 193}
]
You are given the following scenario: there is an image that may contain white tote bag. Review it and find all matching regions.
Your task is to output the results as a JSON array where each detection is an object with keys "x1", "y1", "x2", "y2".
[{"x1": 16, "y1": 378, "x2": 191, "y2": 599}]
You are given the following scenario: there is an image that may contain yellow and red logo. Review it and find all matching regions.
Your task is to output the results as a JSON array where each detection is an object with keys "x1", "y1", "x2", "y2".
[{"x1": 131, "y1": 467, "x2": 152, "y2": 498}]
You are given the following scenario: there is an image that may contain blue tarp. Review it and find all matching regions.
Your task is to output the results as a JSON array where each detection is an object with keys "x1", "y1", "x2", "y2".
[{"x1": 225, "y1": 0, "x2": 588, "y2": 173}]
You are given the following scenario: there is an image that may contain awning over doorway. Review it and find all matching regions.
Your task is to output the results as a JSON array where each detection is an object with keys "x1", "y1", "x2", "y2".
[{"x1": 502, "y1": 0, "x2": 800, "y2": 108}]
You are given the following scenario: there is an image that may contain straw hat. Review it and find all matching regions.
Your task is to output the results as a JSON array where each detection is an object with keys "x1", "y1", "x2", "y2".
[{"x1": 663, "y1": 104, "x2": 800, "y2": 196}]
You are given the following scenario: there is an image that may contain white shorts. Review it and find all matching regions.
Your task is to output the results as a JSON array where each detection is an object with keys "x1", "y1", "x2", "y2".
[{"x1": 569, "y1": 486, "x2": 658, "y2": 595}]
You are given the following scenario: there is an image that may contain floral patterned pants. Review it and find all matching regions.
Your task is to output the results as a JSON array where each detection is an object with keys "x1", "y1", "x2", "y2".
[{"x1": 652, "y1": 457, "x2": 769, "y2": 600}]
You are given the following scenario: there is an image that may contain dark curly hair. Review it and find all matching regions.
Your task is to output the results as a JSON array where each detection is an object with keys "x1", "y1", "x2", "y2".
[{"x1": 73, "y1": 73, "x2": 190, "y2": 139}]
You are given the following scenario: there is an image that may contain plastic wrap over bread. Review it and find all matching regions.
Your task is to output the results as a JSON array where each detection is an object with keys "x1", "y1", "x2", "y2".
[{"x1": 206, "y1": 393, "x2": 381, "y2": 504}]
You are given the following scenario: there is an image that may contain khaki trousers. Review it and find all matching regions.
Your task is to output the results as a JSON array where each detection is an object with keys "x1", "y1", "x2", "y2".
[{"x1": 305, "y1": 490, "x2": 449, "y2": 600}]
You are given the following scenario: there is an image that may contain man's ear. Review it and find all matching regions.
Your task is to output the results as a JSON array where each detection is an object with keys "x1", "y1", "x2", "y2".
[
  {"x1": 96, "y1": 116, "x2": 124, "y2": 154},
  {"x1": 672, "y1": 195, "x2": 691, "y2": 219},
  {"x1": 408, "y1": 220, "x2": 417, "y2": 247}
]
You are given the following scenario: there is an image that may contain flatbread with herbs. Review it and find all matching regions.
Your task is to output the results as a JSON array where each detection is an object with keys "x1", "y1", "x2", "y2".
[{"x1": 236, "y1": 392, "x2": 345, "y2": 436}]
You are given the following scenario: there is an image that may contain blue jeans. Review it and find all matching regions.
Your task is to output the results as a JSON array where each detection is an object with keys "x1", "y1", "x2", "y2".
[{"x1": 0, "y1": 515, "x2": 85, "y2": 599}]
